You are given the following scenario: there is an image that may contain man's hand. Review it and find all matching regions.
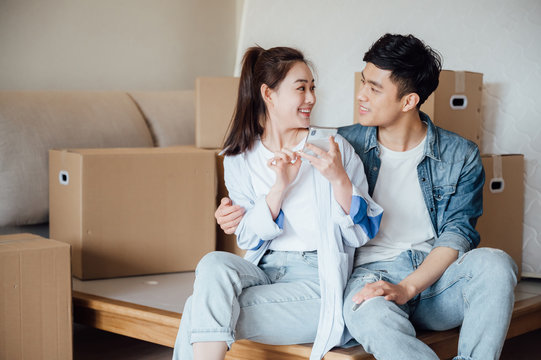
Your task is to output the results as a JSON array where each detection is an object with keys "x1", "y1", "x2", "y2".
[
  {"x1": 352, "y1": 280, "x2": 416, "y2": 306},
  {"x1": 215, "y1": 197, "x2": 244, "y2": 234},
  {"x1": 352, "y1": 247, "x2": 459, "y2": 307}
]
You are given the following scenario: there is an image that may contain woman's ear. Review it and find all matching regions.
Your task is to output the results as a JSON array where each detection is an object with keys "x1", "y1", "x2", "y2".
[
  {"x1": 402, "y1": 93, "x2": 420, "y2": 112},
  {"x1": 261, "y1": 84, "x2": 273, "y2": 107}
]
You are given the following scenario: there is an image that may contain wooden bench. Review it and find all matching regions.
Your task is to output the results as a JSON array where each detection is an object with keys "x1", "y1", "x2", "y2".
[{"x1": 72, "y1": 275, "x2": 541, "y2": 359}]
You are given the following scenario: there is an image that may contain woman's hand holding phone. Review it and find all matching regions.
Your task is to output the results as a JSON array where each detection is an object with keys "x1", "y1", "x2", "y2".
[
  {"x1": 299, "y1": 137, "x2": 348, "y2": 185},
  {"x1": 299, "y1": 137, "x2": 353, "y2": 213}
]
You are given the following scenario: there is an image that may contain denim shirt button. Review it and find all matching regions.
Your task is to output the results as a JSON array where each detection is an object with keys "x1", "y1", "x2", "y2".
[
  {"x1": 421, "y1": 177, "x2": 426, "y2": 182},
  {"x1": 372, "y1": 166, "x2": 378, "y2": 171}
]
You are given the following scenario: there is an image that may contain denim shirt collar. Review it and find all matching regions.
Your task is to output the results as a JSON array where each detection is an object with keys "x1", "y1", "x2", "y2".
[
  {"x1": 421, "y1": 111, "x2": 441, "y2": 162},
  {"x1": 364, "y1": 111, "x2": 441, "y2": 161}
]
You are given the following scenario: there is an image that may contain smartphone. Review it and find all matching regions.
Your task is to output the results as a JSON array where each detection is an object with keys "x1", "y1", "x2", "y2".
[{"x1": 303, "y1": 125, "x2": 338, "y2": 156}]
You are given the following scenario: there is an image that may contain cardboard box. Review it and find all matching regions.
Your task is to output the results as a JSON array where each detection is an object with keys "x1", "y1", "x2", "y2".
[
  {"x1": 354, "y1": 70, "x2": 483, "y2": 147},
  {"x1": 477, "y1": 154, "x2": 524, "y2": 275},
  {"x1": 50, "y1": 146, "x2": 217, "y2": 279},
  {"x1": 0, "y1": 233, "x2": 72, "y2": 360},
  {"x1": 195, "y1": 77, "x2": 240, "y2": 149},
  {"x1": 215, "y1": 152, "x2": 245, "y2": 257}
]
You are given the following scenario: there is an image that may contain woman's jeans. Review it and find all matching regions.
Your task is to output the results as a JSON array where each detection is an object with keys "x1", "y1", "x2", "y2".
[
  {"x1": 173, "y1": 250, "x2": 321, "y2": 359},
  {"x1": 343, "y1": 248, "x2": 518, "y2": 360}
]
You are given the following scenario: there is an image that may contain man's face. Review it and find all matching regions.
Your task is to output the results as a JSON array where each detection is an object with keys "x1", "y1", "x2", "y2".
[{"x1": 356, "y1": 62, "x2": 404, "y2": 128}]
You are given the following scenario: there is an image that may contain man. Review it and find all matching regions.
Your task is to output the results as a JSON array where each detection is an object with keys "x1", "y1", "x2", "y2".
[{"x1": 216, "y1": 34, "x2": 517, "y2": 360}]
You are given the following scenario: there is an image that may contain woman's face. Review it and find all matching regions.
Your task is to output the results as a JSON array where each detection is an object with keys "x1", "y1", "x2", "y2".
[{"x1": 266, "y1": 62, "x2": 316, "y2": 129}]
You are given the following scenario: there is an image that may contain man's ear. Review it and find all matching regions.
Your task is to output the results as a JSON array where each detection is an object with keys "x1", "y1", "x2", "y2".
[
  {"x1": 402, "y1": 93, "x2": 420, "y2": 112},
  {"x1": 261, "y1": 84, "x2": 273, "y2": 106}
]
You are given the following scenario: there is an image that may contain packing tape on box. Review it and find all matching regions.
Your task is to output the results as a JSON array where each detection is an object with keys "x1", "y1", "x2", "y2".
[
  {"x1": 490, "y1": 154, "x2": 505, "y2": 193},
  {"x1": 450, "y1": 71, "x2": 468, "y2": 110},
  {"x1": 454, "y1": 71, "x2": 466, "y2": 93}
]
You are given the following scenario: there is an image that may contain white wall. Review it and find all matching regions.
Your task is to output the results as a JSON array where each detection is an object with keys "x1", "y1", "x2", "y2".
[
  {"x1": 0, "y1": 0, "x2": 241, "y2": 90},
  {"x1": 237, "y1": 0, "x2": 541, "y2": 276}
]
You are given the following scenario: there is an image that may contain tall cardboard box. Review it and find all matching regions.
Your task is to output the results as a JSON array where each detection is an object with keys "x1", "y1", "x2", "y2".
[
  {"x1": 0, "y1": 233, "x2": 72, "y2": 360},
  {"x1": 215, "y1": 152, "x2": 245, "y2": 257},
  {"x1": 195, "y1": 77, "x2": 240, "y2": 149},
  {"x1": 353, "y1": 70, "x2": 483, "y2": 147},
  {"x1": 50, "y1": 146, "x2": 217, "y2": 279},
  {"x1": 477, "y1": 154, "x2": 524, "y2": 275}
]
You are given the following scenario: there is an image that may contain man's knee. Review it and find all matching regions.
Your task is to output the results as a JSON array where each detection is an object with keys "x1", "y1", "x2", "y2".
[
  {"x1": 344, "y1": 295, "x2": 417, "y2": 349},
  {"x1": 459, "y1": 248, "x2": 518, "y2": 285},
  {"x1": 344, "y1": 296, "x2": 404, "y2": 332}
]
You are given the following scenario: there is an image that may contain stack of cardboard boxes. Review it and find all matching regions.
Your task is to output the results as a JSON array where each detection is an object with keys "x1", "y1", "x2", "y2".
[{"x1": 423, "y1": 71, "x2": 524, "y2": 275}]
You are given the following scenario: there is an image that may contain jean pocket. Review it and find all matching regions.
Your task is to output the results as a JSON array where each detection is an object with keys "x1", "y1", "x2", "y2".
[{"x1": 301, "y1": 252, "x2": 319, "y2": 268}]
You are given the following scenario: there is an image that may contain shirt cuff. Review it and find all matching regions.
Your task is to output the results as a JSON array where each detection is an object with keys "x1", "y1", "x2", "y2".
[
  {"x1": 275, "y1": 209, "x2": 285, "y2": 229},
  {"x1": 349, "y1": 195, "x2": 382, "y2": 239},
  {"x1": 433, "y1": 232, "x2": 472, "y2": 254}
]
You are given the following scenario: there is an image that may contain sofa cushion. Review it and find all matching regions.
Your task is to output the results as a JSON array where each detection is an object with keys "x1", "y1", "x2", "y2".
[
  {"x1": 129, "y1": 91, "x2": 195, "y2": 147},
  {"x1": 0, "y1": 91, "x2": 154, "y2": 226}
]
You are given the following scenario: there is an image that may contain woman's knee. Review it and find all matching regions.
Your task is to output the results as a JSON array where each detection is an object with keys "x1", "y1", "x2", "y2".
[{"x1": 195, "y1": 251, "x2": 236, "y2": 276}]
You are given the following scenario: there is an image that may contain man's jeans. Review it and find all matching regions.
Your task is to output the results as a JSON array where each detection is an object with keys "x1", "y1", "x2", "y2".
[
  {"x1": 343, "y1": 248, "x2": 518, "y2": 360},
  {"x1": 173, "y1": 250, "x2": 321, "y2": 360}
]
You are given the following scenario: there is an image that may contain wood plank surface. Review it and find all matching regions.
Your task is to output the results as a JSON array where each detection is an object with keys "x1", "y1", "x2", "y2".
[
  {"x1": 72, "y1": 291, "x2": 181, "y2": 347},
  {"x1": 72, "y1": 291, "x2": 541, "y2": 359}
]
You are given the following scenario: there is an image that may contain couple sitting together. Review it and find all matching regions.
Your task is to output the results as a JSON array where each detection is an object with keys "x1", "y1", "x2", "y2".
[{"x1": 173, "y1": 33, "x2": 518, "y2": 360}]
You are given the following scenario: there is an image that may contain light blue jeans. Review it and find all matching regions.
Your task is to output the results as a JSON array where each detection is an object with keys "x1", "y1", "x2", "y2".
[
  {"x1": 343, "y1": 248, "x2": 518, "y2": 360},
  {"x1": 173, "y1": 250, "x2": 321, "y2": 359}
]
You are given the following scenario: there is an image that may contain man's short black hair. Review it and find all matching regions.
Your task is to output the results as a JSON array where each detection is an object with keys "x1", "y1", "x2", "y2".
[{"x1": 363, "y1": 34, "x2": 442, "y2": 107}]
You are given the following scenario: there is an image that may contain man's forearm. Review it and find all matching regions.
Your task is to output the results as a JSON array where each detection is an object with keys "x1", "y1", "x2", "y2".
[{"x1": 399, "y1": 246, "x2": 459, "y2": 299}]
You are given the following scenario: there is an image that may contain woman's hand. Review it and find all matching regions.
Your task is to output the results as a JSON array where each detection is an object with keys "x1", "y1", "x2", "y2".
[
  {"x1": 267, "y1": 149, "x2": 302, "y2": 191},
  {"x1": 299, "y1": 136, "x2": 348, "y2": 185},
  {"x1": 299, "y1": 137, "x2": 352, "y2": 213},
  {"x1": 265, "y1": 149, "x2": 302, "y2": 219}
]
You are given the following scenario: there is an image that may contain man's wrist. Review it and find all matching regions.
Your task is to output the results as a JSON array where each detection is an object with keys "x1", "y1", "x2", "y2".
[{"x1": 399, "y1": 280, "x2": 420, "y2": 300}]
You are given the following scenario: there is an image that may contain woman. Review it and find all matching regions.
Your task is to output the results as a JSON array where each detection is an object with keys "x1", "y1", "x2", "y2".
[{"x1": 173, "y1": 46, "x2": 383, "y2": 360}]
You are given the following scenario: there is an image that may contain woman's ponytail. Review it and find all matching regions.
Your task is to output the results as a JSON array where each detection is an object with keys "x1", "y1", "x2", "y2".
[{"x1": 223, "y1": 46, "x2": 265, "y2": 155}]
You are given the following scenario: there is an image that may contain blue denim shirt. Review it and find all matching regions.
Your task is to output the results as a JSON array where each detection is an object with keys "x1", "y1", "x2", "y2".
[{"x1": 338, "y1": 112, "x2": 484, "y2": 254}]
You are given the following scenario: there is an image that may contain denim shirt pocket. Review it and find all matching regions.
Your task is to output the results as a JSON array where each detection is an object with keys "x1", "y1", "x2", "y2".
[{"x1": 432, "y1": 185, "x2": 456, "y2": 202}]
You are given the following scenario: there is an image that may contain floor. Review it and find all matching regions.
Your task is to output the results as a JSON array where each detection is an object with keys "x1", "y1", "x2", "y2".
[{"x1": 73, "y1": 323, "x2": 541, "y2": 360}]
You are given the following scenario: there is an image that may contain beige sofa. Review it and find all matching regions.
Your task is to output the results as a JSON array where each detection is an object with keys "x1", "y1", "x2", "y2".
[{"x1": 0, "y1": 90, "x2": 195, "y2": 234}]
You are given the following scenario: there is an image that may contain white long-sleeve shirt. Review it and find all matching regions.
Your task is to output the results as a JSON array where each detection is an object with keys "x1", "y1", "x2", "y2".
[{"x1": 224, "y1": 134, "x2": 383, "y2": 360}]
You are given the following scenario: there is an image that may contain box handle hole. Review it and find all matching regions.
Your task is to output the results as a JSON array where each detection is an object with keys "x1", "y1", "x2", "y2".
[
  {"x1": 450, "y1": 95, "x2": 468, "y2": 110},
  {"x1": 59, "y1": 170, "x2": 69, "y2": 185},
  {"x1": 489, "y1": 178, "x2": 504, "y2": 193}
]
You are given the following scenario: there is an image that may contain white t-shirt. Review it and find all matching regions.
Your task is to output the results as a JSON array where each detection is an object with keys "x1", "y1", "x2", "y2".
[
  {"x1": 245, "y1": 138, "x2": 319, "y2": 251},
  {"x1": 355, "y1": 136, "x2": 435, "y2": 265}
]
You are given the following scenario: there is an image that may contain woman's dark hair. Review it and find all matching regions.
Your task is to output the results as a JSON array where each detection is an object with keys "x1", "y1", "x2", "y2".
[
  {"x1": 222, "y1": 46, "x2": 308, "y2": 155},
  {"x1": 363, "y1": 33, "x2": 442, "y2": 107}
]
